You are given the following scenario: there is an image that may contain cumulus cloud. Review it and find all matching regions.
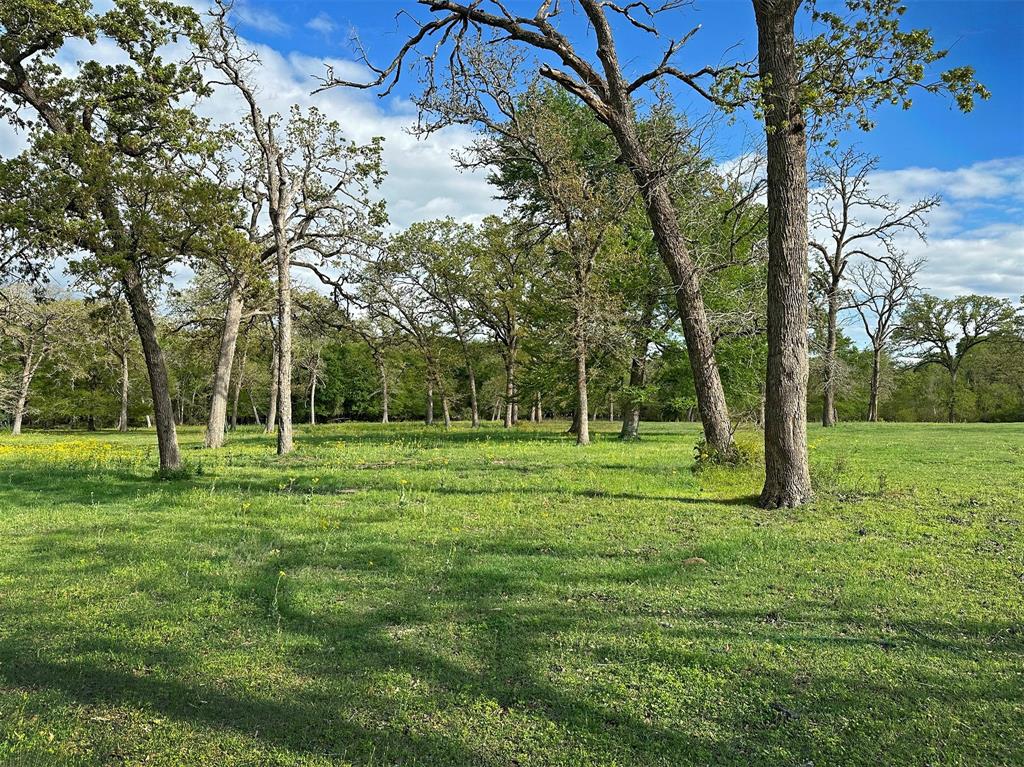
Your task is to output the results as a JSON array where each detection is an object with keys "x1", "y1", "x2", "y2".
[{"x1": 189, "y1": 44, "x2": 504, "y2": 230}]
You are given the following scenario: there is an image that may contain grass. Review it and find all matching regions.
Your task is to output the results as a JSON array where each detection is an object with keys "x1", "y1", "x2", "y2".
[{"x1": 0, "y1": 420, "x2": 1021, "y2": 766}]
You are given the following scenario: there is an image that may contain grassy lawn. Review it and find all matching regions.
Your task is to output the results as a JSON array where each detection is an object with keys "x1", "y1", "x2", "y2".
[{"x1": 0, "y1": 421, "x2": 1021, "y2": 766}]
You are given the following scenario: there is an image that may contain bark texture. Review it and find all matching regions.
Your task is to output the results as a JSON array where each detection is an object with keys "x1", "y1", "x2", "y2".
[{"x1": 755, "y1": 0, "x2": 812, "y2": 508}]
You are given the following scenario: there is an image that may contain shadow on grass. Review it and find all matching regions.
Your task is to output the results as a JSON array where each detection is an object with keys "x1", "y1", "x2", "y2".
[{"x1": 2, "y1": 509, "x2": 1022, "y2": 765}]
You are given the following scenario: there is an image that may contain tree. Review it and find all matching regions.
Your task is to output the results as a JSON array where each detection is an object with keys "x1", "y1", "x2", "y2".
[
  {"x1": 809, "y1": 147, "x2": 937, "y2": 426},
  {"x1": 744, "y1": 0, "x2": 986, "y2": 506},
  {"x1": 362, "y1": 234, "x2": 454, "y2": 428},
  {"x1": 90, "y1": 293, "x2": 138, "y2": 432},
  {"x1": 203, "y1": 1, "x2": 385, "y2": 453},
  {"x1": 465, "y1": 217, "x2": 537, "y2": 429},
  {"x1": 897, "y1": 294, "x2": 1015, "y2": 422},
  {"x1": 0, "y1": 285, "x2": 75, "y2": 434},
  {"x1": 324, "y1": 0, "x2": 738, "y2": 453},
  {"x1": 472, "y1": 85, "x2": 631, "y2": 445},
  {"x1": 847, "y1": 252, "x2": 922, "y2": 421},
  {"x1": 0, "y1": 0, "x2": 222, "y2": 471}
]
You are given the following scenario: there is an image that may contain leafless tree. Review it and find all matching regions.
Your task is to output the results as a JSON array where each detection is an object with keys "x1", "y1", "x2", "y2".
[
  {"x1": 809, "y1": 147, "x2": 938, "y2": 426},
  {"x1": 847, "y1": 252, "x2": 922, "y2": 421},
  {"x1": 202, "y1": 1, "x2": 385, "y2": 453}
]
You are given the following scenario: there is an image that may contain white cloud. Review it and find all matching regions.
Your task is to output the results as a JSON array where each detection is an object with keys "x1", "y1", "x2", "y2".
[
  {"x1": 192, "y1": 44, "x2": 504, "y2": 231},
  {"x1": 234, "y1": 3, "x2": 290, "y2": 35},
  {"x1": 306, "y1": 12, "x2": 336, "y2": 36}
]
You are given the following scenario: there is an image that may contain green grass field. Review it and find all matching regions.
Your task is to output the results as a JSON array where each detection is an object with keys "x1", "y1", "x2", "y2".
[{"x1": 0, "y1": 421, "x2": 1021, "y2": 766}]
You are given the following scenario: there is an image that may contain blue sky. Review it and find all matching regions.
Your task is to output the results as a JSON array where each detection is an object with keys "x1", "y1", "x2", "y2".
[
  {"x1": 16, "y1": 0, "x2": 1016, "y2": 305},
  {"x1": 211, "y1": 0, "x2": 1023, "y2": 303},
  {"x1": 233, "y1": 0, "x2": 1024, "y2": 171}
]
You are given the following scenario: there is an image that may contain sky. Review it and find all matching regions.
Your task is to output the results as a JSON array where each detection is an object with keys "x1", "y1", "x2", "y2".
[
  {"x1": 4, "y1": 0, "x2": 1022, "y2": 305},
  {"x1": 219, "y1": 0, "x2": 1024, "y2": 302}
]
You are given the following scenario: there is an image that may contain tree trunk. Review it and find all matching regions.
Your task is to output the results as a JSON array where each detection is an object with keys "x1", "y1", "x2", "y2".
[
  {"x1": 606, "y1": 120, "x2": 733, "y2": 454},
  {"x1": 425, "y1": 378, "x2": 434, "y2": 425},
  {"x1": 11, "y1": 349, "x2": 33, "y2": 436},
  {"x1": 275, "y1": 241, "x2": 294, "y2": 455},
  {"x1": 822, "y1": 281, "x2": 839, "y2": 427},
  {"x1": 503, "y1": 356, "x2": 515, "y2": 428},
  {"x1": 122, "y1": 263, "x2": 181, "y2": 472},
  {"x1": 442, "y1": 393, "x2": 452, "y2": 430},
  {"x1": 754, "y1": 0, "x2": 812, "y2": 508},
  {"x1": 867, "y1": 347, "x2": 881, "y2": 422},
  {"x1": 204, "y1": 279, "x2": 245, "y2": 448},
  {"x1": 468, "y1": 363, "x2": 480, "y2": 428},
  {"x1": 619, "y1": 336, "x2": 650, "y2": 441},
  {"x1": 536, "y1": 393, "x2": 543, "y2": 422},
  {"x1": 310, "y1": 375, "x2": 317, "y2": 425},
  {"x1": 575, "y1": 340, "x2": 590, "y2": 446},
  {"x1": 250, "y1": 394, "x2": 262, "y2": 426},
  {"x1": 266, "y1": 335, "x2": 279, "y2": 435},
  {"x1": 376, "y1": 353, "x2": 390, "y2": 424},
  {"x1": 118, "y1": 351, "x2": 130, "y2": 432}
]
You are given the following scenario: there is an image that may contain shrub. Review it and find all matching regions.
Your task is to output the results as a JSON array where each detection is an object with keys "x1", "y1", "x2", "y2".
[{"x1": 693, "y1": 432, "x2": 763, "y2": 471}]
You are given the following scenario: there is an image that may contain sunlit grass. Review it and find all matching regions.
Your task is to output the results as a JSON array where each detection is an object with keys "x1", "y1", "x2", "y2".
[{"x1": 0, "y1": 421, "x2": 1021, "y2": 766}]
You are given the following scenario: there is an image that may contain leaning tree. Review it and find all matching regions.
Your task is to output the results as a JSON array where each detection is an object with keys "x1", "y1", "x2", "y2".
[
  {"x1": 0, "y1": 0, "x2": 232, "y2": 471},
  {"x1": 321, "y1": 0, "x2": 740, "y2": 454}
]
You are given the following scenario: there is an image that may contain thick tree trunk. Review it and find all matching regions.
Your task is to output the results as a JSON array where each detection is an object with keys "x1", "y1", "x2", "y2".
[
  {"x1": 442, "y1": 393, "x2": 451, "y2": 430},
  {"x1": 11, "y1": 350, "x2": 33, "y2": 436},
  {"x1": 754, "y1": 0, "x2": 812, "y2": 508},
  {"x1": 822, "y1": 283, "x2": 839, "y2": 427},
  {"x1": 867, "y1": 347, "x2": 881, "y2": 422},
  {"x1": 425, "y1": 378, "x2": 434, "y2": 425},
  {"x1": 118, "y1": 351, "x2": 130, "y2": 432},
  {"x1": 265, "y1": 336, "x2": 279, "y2": 435},
  {"x1": 122, "y1": 264, "x2": 181, "y2": 471},
  {"x1": 204, "y1": 279, "x2": 245, "y2": 448},
  {"x1": 568, "y1": 409, "x2": 580, "y2": 435}
]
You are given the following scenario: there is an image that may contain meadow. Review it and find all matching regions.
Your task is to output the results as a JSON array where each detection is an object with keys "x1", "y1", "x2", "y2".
[{"x1": 0, "y1": 421, "x2": 1021, "y2": 766}]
